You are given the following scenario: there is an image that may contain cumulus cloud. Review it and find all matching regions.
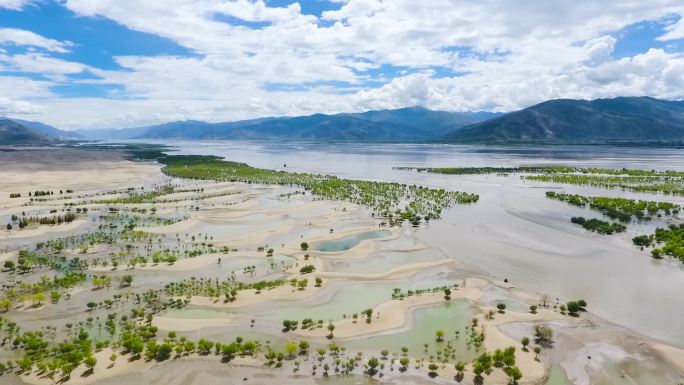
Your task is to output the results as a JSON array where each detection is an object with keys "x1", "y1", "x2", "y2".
[
  {"x1": 2, "y1": 0, "x2": 684, "y2": 128},
  {"x1": 584, "y1": 35, "x2": 617, "y2": 64}
]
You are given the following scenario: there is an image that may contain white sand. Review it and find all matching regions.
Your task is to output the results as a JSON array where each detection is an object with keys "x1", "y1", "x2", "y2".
[{"x1": 650, "y1": 343, "x2": 684, "y2": 376}]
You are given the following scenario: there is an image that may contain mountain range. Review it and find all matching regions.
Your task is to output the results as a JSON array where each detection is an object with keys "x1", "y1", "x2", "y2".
[
  {"x1": 2, "y1": 97, "x2": 684, "y2": 145},
  {"x1": 77, "y1": 107, "x2": 498, "y2": 141},
  {"x1": 447, "y1": 97, "x2": 684, "y2": 143}
]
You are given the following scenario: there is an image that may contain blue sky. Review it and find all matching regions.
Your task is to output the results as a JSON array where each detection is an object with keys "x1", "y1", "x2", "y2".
[{"x1": 1, "y1": 0, "x2": 683, "y2": 128}]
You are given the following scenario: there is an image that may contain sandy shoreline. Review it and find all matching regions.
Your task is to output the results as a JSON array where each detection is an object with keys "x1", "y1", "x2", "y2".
[{"x1": 650, "y1": 343, "x2": 684, "y2": 376}]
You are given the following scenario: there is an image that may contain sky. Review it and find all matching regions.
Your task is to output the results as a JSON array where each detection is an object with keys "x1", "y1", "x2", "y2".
[{"x1": 1, "y1": 0, "x2": 684, "y2": 129}]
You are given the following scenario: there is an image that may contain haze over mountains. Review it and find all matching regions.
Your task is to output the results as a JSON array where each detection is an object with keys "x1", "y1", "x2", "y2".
[
  {"x1": 77, "y1": 107, "x2": 498, "y2": 141},
  {"x1": 11, "y1": 119, "x2": 82, "y2": 140},
  {"x1": 2, "y1": 97, "x2": 684, "y2": 145}
]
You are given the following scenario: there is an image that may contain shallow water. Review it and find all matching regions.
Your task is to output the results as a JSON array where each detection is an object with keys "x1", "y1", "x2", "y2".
[
  {"x1": 136, "y1": 140, "x2": 684, "y2": 347},
  {"x1": 545, "y1": 366, "x2": 572, "y2": 385},
  {"x1": 328, "y1": 248, "x2": 445, "y2": 274},
  {"x1": 342, "y1": 300, "x2": 478, "y2": 357},
  {"x1": 315, "y1": 230, "x2": 391, "y2": 252}
]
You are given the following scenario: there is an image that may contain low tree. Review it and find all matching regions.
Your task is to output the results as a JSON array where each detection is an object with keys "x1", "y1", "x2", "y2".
[
  {"x1": 3, "y1": 260, "x2": 14, "y2": 272},
  {"x1": 366, "y1": 356, "x2": 380, "y2": 377},
  {"x1": 455, "y1": 361, "x2": 466, "y2": 382},
  {"x1": 473, "y1": 352, "x2": 492, "y2": 382},
  {"x1": 521, "y1": 336, "x2": 530, "y2": 351},
  {"x1": 399, "y1": 357, "x2": 409, "y2": 372},
  {"x1": 363, "y1": 308, "x2": 373, "y2": 323},
  {"x1": 0, "y1": 298, "x2": 11, "y2": 312},
  {"x1": 566, "y1": 301, "x2": 581, "y2": 316},
  {"x1": 197, "y1": 338, "x2": 214, "y2": 355},
  {"x1": 577, "y1": 299, "x2": 587, "y2": 310},
  {"x1": 50, "y1": 290, "x2": 61, "y2": 303},
  {"x1": 84, "y1": 355, "x2": 97, "y2": 373},
  {"x1": 282, "y1": 320, "x2": 298, "y2": 332},
  {"x1": 120, "y1": 274, "x2": 134, "y2": 287},
  {"x1": 533, "y1": 346, "x2": 542, "y2": 360},
  {"x1": 285, "y1": 342, "x2": 298, "y2": 359},
  {"x1": 428, "y1": 362, "x2": 439, "y2": 378},
  {"x1": 534, "y1": 325, "x2": 553, "y2": 347},
  {"x1": 505, "y1": 366, "x2": 523, "y2": 384},
  {"x1": 31, "y1": 292, "x2": 46, "y2": 306},
  {"x1": 298, "y1": 340, "x2": 309, "y2": 355}
]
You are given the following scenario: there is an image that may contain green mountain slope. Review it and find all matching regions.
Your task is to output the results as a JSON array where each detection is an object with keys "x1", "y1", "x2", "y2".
[
  {"x1": 445, "y1": 97, "x2": 684, "y2": 143},
  {"x1": 0, "y1": 119, "x2": 54, "y2": 145}
]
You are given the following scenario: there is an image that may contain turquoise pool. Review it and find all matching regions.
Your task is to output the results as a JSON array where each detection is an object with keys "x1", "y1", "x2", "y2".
[{"x1": 315, "y1": 230, "x2": 391, "y2": 252}]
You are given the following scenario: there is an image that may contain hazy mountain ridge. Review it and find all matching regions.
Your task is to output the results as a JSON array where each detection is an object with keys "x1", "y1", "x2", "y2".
[
  {"x1": 5, "y1": 98, "x2": 684, "y2": 145},
  {"x1": 445, "y1": 97, "x2": 684, "y2": 143},
  {"x1": 10, "y1": 119, "x2": 82, "y2": 139},
  {"x1": 0, "y1": 119, "x2": 55, "y2": 145},
  {"x1": 78, "y1": 107, "x2": 499, "y2": 141}
]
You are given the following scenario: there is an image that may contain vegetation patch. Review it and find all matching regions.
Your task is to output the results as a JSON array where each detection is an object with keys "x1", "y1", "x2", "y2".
[
  {"x1": 570, "y1": 217, "x2": 626, "y2": 235},
  {"x1": 632, "y1": 224, "x2": 684, "y2": 263},
  {"x1": 395, "y1": 166, "x2": 575, "y2": 175},
  {"x1": 399, "y1": 165, "x2": 684, "y2": 195},
  {"x1": 546, "y1": 191, "x2": 679, "y2": 222},
  {"x1": 160, "y1": 155, "x2": 479, "y2": 226}
]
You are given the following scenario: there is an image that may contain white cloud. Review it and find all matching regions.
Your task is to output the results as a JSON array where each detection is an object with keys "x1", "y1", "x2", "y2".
[
  {"x1": 0, "y1": 76, "x2": 50, "y2": 115},
  {"x1": 2, "y1": 0, "x2": 684, "y2": 128},
  {"x1": 0, "y1": 0, "x2": 33, "y2": 10},
  {"x1": 658, "y1": 17, "x2": 684, "y2": 41},
  {"x1": 0, "y1": 97, "x2": 46, "y2": 114},
  {"x1": 0, "y1": 28, "x2": 73, "y2": 53},
  {"x1": 350, "y1": 49, "x2": 684, "y2": 113},
  {"x1": 584, "y1": 35, "x2": 617, "y2": 64},
  {"x1": 0, "y1": 76, "x2": 53, "y2": 98},
  {"x1": 0, "y1": 53, "x2": 88, "y2": 77}
]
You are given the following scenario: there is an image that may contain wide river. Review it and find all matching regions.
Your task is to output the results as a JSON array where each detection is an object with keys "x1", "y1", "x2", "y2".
[{"x1": 134, "y1": 140, "x2": 684, "y2": 347}]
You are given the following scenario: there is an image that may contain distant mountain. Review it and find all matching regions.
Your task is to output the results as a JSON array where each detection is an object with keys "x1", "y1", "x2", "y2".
[
  {"x1": 137, "y1": 118, "x2": 277, "y2": 139},
  {"x1": 10, "y1": 118, "x2": 81, "y2": 139},
  {"x1": 78, "y1": 107, "x2": 499, "y2": 141},
  {"x1": 347, "y1": 107, "x2": 497, "y2": 131},
  {"x1": 76, "y1": 126, "x2": 157, "y2": 140},
  {"x1": 0, "y1": 119, "x2": 54, "y2": 145},
  {"x1": 445, "y1": 97, "x2": 684, "y2": 143}
]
